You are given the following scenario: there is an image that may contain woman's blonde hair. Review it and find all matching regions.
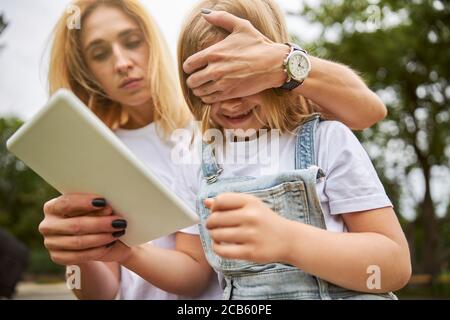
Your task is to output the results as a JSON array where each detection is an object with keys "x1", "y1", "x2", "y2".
[
  {"x1": 49, "y1": 0, "x2": 192, "y2": 135},
  {"x1": 177, "y1": 0, "x2": 315, "y2": 134}
]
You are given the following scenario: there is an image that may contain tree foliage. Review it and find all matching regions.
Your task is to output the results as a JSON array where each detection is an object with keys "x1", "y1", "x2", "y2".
[
  {"x1": 295, "y1": 0, "x2": 449, "y2": 277},
  {"x1": 0, "y1": 118, "x2": 59, "y2": 249}
]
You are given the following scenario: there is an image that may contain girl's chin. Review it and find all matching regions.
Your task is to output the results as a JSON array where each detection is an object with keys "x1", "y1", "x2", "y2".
[{"x1": 218, "y1": 122, "x2": 265, "y2": 132}]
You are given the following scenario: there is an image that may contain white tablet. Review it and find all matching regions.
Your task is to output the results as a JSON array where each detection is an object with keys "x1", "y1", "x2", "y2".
[{"x1": 7, "y1": 89, "x2": 198, "y2": 246}]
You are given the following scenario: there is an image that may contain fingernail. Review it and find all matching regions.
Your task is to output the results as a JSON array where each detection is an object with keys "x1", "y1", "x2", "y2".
[
  {"x1": 204, "y1": 198, "x2": 213, "y2": 207},
  {"x1": 92, "y1": 198, "x2": 106, "y2": 207},
  {"x1": 112, "y1": 230, "x2": 126, "y2": 238},
  {"x1": 201, "y1": 8, "x2": 212, "y2": 14},
  {"x1": 112, "y1": 219, "x2": 127, "y2": 229},
  {"x1": 106, "y1": 241, "x2": 116, "y2": 248}
]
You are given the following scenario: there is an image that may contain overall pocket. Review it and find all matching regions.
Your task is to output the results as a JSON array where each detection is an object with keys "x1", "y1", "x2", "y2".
[{"x1": 198, "y1": 180, "x2": 309, "y2": 273}]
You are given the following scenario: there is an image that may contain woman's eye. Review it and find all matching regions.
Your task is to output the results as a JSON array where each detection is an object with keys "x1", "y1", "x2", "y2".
[
  {"x1": 126, "y1": 39, "x2": 142, "y2": 49},
  {"x1": 92, "y1": 50, "x2": 109, "y2": 61}
]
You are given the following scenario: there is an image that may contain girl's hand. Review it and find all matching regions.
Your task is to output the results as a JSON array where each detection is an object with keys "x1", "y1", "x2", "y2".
[
  {"x1": 39, "y1": 193, "x2": 131, "y2": 265},
  {"x1": 204, "y1": 193, "x2": 290, "y2": 264}
]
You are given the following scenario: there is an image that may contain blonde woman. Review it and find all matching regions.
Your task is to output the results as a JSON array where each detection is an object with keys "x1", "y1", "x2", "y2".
[
  {"x1": 39, "y1": 0, "x2": 221, "y2": 300},
  {"x1": 39, "y1": 0, "x2": 391, "y2": 300}
]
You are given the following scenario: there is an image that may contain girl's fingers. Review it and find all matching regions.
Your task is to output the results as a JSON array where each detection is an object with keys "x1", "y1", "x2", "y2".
[
  {"x1": 205, "y1": 209, "x2": 243, "y2": 229},
  {"x1": 206, "y1": 192, "x2": 252, "y2": 212},
  {"x1": 212, "y1": 241, "x2": 251, "y2": 260},
  {"x1": 208, "y1": 226, "x2": 248, "y2": 244}
]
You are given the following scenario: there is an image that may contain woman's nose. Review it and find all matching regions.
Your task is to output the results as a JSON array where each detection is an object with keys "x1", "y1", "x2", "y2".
[{"x1": 113, "y1": 45, "x2": 133, "y2": 74}]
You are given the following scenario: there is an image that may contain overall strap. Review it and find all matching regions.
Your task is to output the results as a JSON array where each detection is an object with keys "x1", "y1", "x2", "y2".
[
  {"x1": 295, "y1": 113, "x2": 321, "y2": 170},
  {"x1": 201, "y1": 142, "x2": 223, "y2": 184}
]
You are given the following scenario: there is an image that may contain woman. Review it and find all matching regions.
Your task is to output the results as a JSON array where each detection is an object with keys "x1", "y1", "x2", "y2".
[
  {"x1": 39, "y1": 0, "x2": 389, "y2": 300},
  {"x1": 41, "y1": 0, "x2": 219, "y2": 300}
]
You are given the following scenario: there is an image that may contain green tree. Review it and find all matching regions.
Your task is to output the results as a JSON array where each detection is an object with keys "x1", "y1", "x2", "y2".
[
  {"x1": 0, "y1": 118, "x2": 59, "y2": 248},
  {"x1": 1, "y1": 118, "x2": 63, "y2": 276},
  {"x1": 295, "y1": 0, "x2": 449, "y2": 280},
  {"x1": 0, "y1": 14, "x2": 62, "y2": 275}
]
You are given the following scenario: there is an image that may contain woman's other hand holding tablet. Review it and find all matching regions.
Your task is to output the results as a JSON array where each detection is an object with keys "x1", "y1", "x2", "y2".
[{"x1": 39, "y1": 193, "x2": 131, "y2": 265}]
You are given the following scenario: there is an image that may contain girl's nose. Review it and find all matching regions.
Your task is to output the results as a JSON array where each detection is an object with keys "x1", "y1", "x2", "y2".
[{"x1": 217, "y1": 98, "x2": 242, "y2": 113}]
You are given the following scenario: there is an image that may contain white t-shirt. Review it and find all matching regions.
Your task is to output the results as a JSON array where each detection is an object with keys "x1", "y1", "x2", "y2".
[
  {"x1": 174, "y1": 121, "x2": 392, "y2": 233},
  {"x1": 115, "y1": 122, "x2": 222, "y2": 300}
]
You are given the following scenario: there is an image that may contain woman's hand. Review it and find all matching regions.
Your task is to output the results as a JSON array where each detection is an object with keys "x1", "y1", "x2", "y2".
[
  {"x1": 183, "y1": 10, "x2": 287, "y2": 104},
  {"x1": 39, "y1": 193, "x2": 131, "y2": 266},
  {"x1": 204, "y1": 192, "x2": 290, "y2": 264},
  {"x1": 184, "y1": 10, "x2": 387, "y2": 129}
]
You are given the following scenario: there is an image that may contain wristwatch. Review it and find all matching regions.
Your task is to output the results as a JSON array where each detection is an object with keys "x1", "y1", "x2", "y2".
[{"x1": 279, "y1": 43, "x2": 311, "y2": 91}]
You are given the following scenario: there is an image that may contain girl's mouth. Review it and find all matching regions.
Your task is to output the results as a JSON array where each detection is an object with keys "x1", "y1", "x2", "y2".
[{"x1": 222, "y1": 107, "x2": 256, "y2": 124}]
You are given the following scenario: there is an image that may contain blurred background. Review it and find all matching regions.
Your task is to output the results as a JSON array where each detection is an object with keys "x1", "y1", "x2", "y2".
[{"x1": 0, "y1": 0, "x2": 449, "y2": 299}]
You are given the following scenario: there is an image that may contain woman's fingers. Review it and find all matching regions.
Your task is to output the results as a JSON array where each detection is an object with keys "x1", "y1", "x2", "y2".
[
  {"x1": 44, "y1": 193, "x2": 113, "y2": 218},
  {"x1": 39, "y1": 215, "x2": 127, "y2": 236},
  {"x1": 186, "y1": 64, "x2": 220, "y2": 89},
  {"x1": 191, "y1": 80, "x2": 221, "y2": 97},
  {"x1": 49, "y1": 245, "x2": 114, "y2": 266},
  {"x1": 44, "y1": 231, "x2": 125, "y2": 251}
]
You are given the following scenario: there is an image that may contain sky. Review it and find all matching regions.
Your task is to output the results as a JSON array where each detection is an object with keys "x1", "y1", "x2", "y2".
[{"x1": 0, "y1": 0, "x2": 316, "y2": 120}]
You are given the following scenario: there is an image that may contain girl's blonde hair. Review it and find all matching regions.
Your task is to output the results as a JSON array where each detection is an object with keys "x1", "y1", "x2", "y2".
[
  {"x1": 49, "y1": 0, "x2": 192, "y2": 135},
  {"x1": 177, "y1": 0, "x2": 315, "y2": 134}
]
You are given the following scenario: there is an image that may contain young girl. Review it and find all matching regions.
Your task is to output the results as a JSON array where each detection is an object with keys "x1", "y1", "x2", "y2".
[{"x1": 172, "y1": 0, "x2": 412, "y2": 299}]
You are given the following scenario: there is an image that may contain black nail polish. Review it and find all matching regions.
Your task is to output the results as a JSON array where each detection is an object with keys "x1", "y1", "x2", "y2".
[
  {"x1": 112, "y1": 219, "x2": 127, "y2": 229},
  {"x1": 106, "y1": 241, "x2": 116, "y2": 248},
  {"x1": 92, "y1": 198, "x2": 106, "y2": 207},
  {"x1": 112, "y1": 230, "x2": 126, "y2": 238},
  {"x1": 201, "y1": 8, "x2": 212, "y2": 14}
]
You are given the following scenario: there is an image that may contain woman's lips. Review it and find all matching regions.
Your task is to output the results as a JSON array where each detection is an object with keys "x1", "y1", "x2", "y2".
[{"x1": 120, "y1": 78, "x2": 143, "y2": 90}]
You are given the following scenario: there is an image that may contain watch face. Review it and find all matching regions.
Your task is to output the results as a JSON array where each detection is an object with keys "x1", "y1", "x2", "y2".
[{"x1": 288, "y1": 51, "x2": 310, "y2": 81}]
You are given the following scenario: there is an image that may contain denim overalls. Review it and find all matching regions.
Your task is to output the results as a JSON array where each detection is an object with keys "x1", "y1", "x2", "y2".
[{"x1": 196, "y1": 114, "x2": 397, "y2": 300}]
